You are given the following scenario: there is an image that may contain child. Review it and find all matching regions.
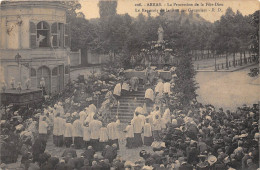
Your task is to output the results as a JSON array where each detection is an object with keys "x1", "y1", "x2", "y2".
[
  {"x1": 64, "y1": 119, "x2": 73, "y2": 148},
  {"x1": 143, "y1": 118, "x2": 153, "y2": 146},
  {"x1": 125, "y1": 121, "x2": 134, "y2": 149},
  {"x1": 153, "y1": 115, "x2": 162, "y2": 141},
  {"x1": 83, "y1": 122, "x2": 91, "y2": 149},
  {"x1": 99, "y1": 123, "x2": 109, "y2": 151}
]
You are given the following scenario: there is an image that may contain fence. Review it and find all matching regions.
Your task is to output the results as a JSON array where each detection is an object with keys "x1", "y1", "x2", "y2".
[{"x1": 196, "y1": 55, "x2": 259, "y2": 71}]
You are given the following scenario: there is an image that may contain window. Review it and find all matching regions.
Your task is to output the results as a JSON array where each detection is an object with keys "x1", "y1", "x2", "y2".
[
  {"x1": 30, "y1": 68, "x2": 36, "y2": 77},
  {"x1": 37, "y1": 21, "x2": 50, "y2": 47},
  {"x1": 59, "y1": 23, "x2": 64, "y2": 47},
  {"x1": 52, "y1": 67, "x2": 58, "y2": 76},
  {"x1": 51, "y1": 23, "x2": 67, "y2": 48},
  {"x1": 64, "y1": 23, "x2": 70, "y2": 47},
  {"x1": 30, "y1": 22, "x2": 37, "y2": 48},
  {"x1": 65, "y1": 65, "x2": 69, "y2": 74},
  {"x1": 51, "y1": 22, "x2": 58, "y2": 48}
]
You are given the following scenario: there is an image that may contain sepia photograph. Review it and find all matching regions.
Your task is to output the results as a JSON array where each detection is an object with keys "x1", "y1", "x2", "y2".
[{"x1": 0, "y1": 0, "x2": 259, "y2": 169}]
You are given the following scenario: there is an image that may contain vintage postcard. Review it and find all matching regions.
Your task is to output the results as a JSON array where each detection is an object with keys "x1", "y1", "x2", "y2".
[{"x1": 0, "y1": 0, "x2": 259, "y2": 169}]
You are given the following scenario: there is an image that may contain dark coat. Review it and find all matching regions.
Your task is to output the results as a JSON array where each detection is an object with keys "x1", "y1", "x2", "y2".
[
  {"x1": 62, "y1": 148, "x2": 77, "y2": 158},
  {"x1": 83, "y1": 149, "x2": 95, "y2": 162},
  {"x1": 102, "y1": 146, "x2": 117, "y2": 162},
  {"x1": 55, "y1": 162, "x2": 72, "y2": 170},
  {"x1": 179, "y1": 163, "x2": 193, "y2": 170},
  {"x1": 91, "y1": 164, "x2": 103, "y2": 170}
]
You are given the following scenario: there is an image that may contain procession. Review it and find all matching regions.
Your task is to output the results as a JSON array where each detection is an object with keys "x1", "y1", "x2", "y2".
[{"x1": 0, "y1": 0, "x2": 259, "y2": 170}]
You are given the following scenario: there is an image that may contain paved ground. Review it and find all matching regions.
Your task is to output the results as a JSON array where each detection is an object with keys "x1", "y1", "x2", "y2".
[{"x1": 196, "y1": 64, "x2": 259, "y2": 111}]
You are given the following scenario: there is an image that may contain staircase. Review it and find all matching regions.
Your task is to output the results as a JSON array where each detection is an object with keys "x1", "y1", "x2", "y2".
[{"x1": 111, "y1": 85, "x2": 147, "y2": 123}]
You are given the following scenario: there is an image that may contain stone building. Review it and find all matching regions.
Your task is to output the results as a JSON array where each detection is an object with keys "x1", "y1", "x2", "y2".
[{"x1": 0, "y1": 1, "x2": 73, "y2": 95}]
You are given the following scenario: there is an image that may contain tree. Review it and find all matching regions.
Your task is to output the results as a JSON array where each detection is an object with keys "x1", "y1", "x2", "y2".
[
  {"x1": 249, "y1": 10, "x2": 259, "y2": 55},
  {"x1": 98, "y1": 0, "x2": 117, "y2": 19}
]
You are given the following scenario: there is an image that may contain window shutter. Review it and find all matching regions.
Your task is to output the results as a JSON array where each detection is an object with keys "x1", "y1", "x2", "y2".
[
  {"x1": 64, "y1": 23, "x2": 70, "y2": 48},
  {"x1": 30, "y1": 22, "x2": 37, "y2": 48},
  {"x1": 51, "y1": 22, "x2": 58, "y2": 47}
]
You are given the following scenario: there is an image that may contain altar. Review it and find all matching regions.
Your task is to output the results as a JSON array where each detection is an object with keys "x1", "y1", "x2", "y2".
[
  {"x1": 124, "y1": 69, "x2": 171, "y2": 81},
  {"x1": 1, "y1": 89, "x2": 43, "y2": 106}
]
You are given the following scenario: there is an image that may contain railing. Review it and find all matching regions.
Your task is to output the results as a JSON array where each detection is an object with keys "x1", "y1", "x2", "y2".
[{"x1": 196, "y1": 56, "x2": 259, "y2": 71}]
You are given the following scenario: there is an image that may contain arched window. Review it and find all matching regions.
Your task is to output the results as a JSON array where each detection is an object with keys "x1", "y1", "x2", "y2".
[
  {"x1": 37, "y1": 21, "x2": 50, "y2": 47},
  {"x1": 52, "y1": 67, "x2": 58, "y2": 76},
  {"x1": 30, "y1": 68, "x2": 36, "y2": 77}
]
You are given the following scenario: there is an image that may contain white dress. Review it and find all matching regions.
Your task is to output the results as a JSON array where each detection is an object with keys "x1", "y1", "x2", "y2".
[
  {"x1": 83, "y1": 126, "x2": 91, "y2": 141},
  {"x1": 163, "y1": 82, "x2": 171, "y2": 94},
  {"x1": 155, "y1": 82, "x2": 164, "y2": 94},
  {"x1": 89, "y1": 120, "x2": 102, "y2": 139},
  {"x1": 145, "y1": 88, "x2": 154, "y2": 101},
  {"x1": 72, "y1": 119, "x2": 83, "y2": 137},
  {"x1": 125, "y1": 125, "x2": 134, "y2": 138},
  {"x1": 99, "y1": 127, "x2": 109, "y2": 142},
  {"x1": 64, "y1": 123, "x2": 73, "y2": 138},
  {"x1": 113, "y1": 83, "x2": 121, "y2": 96}
]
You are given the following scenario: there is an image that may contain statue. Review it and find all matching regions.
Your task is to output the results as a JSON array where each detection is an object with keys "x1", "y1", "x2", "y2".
[
  {"x1": 25, "y1": 78, "x2": 31, "y2": 90},
  {"x1": 157, "y1": 25, "x2": 164, "y2": 43},
  {"x1": 40, "y1": 77, "x2": 45, "y2": 88},
  {"x1": 40, "y1": 77, "x2": 46, "y2": 95},
  {"x1": 10, "y1": 77, "x2": 15, "y2": 89},
  {"x1": 17, "y1": 82, "x2": 22, "y2": 92},
  {"x1": 1, "y1": 82, "x2": 6, "y2": 92}
]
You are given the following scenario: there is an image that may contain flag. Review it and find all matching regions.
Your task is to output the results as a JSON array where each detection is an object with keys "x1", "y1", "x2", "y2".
[
  {"x1": 36, "y1": 34, "x2": 45, "y2": 47},
  {"x1": 37, "y1": 34, "x2": 45, "y2": 42}
]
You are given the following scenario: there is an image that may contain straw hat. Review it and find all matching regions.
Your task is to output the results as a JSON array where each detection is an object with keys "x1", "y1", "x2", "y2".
[{"x1": 207, "y1": 155, "x2": 217, "y2": 165}]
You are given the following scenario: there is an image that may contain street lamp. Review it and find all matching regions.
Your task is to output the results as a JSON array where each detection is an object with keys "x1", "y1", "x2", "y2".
[{"x1": 15, "y1": 53, "x2": 22, "y2": 82}]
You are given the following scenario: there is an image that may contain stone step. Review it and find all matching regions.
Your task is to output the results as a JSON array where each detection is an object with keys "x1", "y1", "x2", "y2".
[
  {"x1": 120, "y1": 96, "x2": 145, "y2": 99},
  {"x1": 121, "y1": 93, "x2": 145, "y2": 96}
]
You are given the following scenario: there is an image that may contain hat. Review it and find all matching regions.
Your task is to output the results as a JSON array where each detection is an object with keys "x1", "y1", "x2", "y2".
[
  {"x1": 142, "y1": 166, "x2": 153, "y2": 170},
  {"x1": 178, "y1": 157, "x2": 185, "y2": 163},
  {"x1": 239, "y1": 134, "x2": 248, "y2": 138},
  {"x1": 207, "y1": 155, "x2": 217, "y2": 165},
  {"x1": 199, "y1": 151, "x2": 208, "y2": 158},
  {"x1": 223, "y1": 156, "x2": 230, "y2": 164}
]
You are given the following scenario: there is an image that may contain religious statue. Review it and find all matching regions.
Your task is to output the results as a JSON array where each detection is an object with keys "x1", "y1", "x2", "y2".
[
  {"x1": 10, "y1": 77, "x2": 15, "y2": 89},
  {"x1": 40, "y1": 77, "x2": 45, "y2": 88},
  {"x1": 25, "y1": 78, "x2": 31, "y2": 90},
  {"x1": 157, "y1": 25, "x2": 164, "y2": 43},
  {"x1": 40, "y1": 77, "x2": 46, "y2": 95},
  {"x1": 17, "y1": 82, "x2": 22, "y2": 92},
  {"x1": 1, "y1": 82, "x2": 6, "y2": 92}
]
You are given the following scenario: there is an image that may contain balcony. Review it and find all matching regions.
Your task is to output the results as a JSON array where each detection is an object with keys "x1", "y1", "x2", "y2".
[{"x1": 0, "y1": 48, "x2": 69, "y2": 60}]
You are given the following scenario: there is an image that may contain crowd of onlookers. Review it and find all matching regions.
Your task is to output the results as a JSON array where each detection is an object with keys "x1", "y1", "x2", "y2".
[
  {"x1": 0, "y1": 66, "x2": 259, "y2": 169},
  {"x1": 1, "y1": 100, "x2": 258, "y2": 170}
]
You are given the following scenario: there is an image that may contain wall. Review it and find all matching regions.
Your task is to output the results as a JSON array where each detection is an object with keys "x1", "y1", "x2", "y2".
[
  {"x1": 0, "y1": 2, "x2": 70, "y2": 95},
  {"x1": 87, "y1": 50, "x2": 109, "y2": 64},
  {"x1": 70, "y1": 49, "x2": 81, "y2": 66},
  {"x1": 0, "y1": 3, "x2": 66, "y2": 49}
]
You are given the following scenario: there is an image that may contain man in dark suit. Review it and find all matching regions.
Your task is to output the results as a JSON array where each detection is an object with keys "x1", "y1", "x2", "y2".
[
  {"x1": 82, "y1": 146, "x2": 95, "y2": 164},
  {"x1": 62, "y1": 144, "x2": 77, "y2": 158},
  {"x1": 102, "y1": 145, "x2": 117, "y2": 163}
]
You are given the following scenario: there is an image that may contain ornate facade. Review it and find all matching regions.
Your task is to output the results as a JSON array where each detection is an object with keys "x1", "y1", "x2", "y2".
[{"x1": 0, "y1": 1, "x2": 71, "y2": 95}]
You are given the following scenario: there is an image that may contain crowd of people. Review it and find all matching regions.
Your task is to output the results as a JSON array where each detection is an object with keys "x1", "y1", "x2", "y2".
[
  {"x1": 4, "y1": 100, "x2": 257, "y2": 170},
  {"x1": 0, "y1": 65, "x2": 259, "y2": 170}
]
